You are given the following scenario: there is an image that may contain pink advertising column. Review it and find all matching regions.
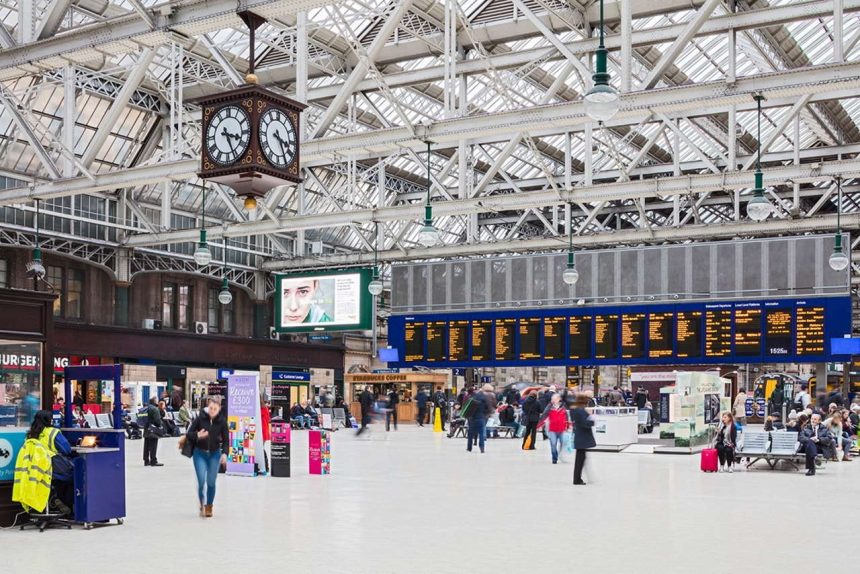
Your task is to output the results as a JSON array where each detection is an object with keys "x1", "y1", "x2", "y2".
[{"x1": 308, "y1": 429, "x2": 331, "y2": 475}]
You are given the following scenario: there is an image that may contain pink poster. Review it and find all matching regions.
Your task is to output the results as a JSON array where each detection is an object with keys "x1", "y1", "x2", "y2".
[{"x1": 308, "y1": 430, "x2": 331, "y2": 475}]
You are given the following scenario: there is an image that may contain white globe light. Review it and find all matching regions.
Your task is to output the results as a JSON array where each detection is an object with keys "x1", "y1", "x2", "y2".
[
  {"x1": 27, "y1": 259, "x2": 46, "y2": 279},
  {"x1": 829, "y1": 249, "x2": 849, "y2": 271},
  {"x1": 584, "y1": 83, "x2": 620, "y2": 123},
  {"x1": 193, "y1": 244, "x2": 212, "y2": 266},
  {"x1": 368, "y1": 279, "x2": 384, "y2": 296},
  {"x1": 746, "y1": 194, "x2": 773, "y2": 221},
  {"x1": 562, "y1": 266, "x2": 579, "y2": 285},
  {"x1": 417, "y1": 224, "x2": 440, "y2": 248},
  {"x1": 218, "y1": 287, "x2": 232, "y2": 305}
]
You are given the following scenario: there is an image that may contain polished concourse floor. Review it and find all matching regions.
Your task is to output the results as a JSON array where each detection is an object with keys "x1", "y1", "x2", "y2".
[{"x1": 5, "y1": 425, "x2": 858, "y2": 574}]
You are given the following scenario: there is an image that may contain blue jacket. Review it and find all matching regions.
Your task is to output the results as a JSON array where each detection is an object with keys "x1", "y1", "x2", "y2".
[
  {"x1": 416, "y1": 392, "x2": 428, "y2": 409},
  {"x1": 571, "y1": 407, "x2": 596, "y2": 450}
]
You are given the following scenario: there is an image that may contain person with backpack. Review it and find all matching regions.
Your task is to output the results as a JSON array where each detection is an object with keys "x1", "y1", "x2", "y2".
[
  {"x1": 465, "y1": 390, "x2": 489, "y2": 453},
  {"x1": 521, "y1": 392, "x2": 542, "y2": 450},
  {"x1": 143, "y1": 397, "x2": 164, "y2": 467},
  {"x1": 415, "y1": 389, "x2": 429, "y2": 427},
  {"x1": 793, "y1": 384, "x2": 812, "y2": 411},
  {"x1": 386, "y1": 387, "x2": 399, "y2": 431},
  {"x1": 356, "y1": 387, "x2": 374, "y2": 436},
  {"x1": 538, "y1": 393, "x2": 570, "y2": 464},
  {"x1": 433, "y1": 388, "x2": 448, "y2": 431}
]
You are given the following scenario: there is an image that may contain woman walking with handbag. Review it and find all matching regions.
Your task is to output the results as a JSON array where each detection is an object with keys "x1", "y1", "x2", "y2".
[
  {"x1": 186, "y1": 396, "x2": 229, "y2": 517},
  {"x1": 571, "y1": 392, "x2": 596, "y2": 485}
]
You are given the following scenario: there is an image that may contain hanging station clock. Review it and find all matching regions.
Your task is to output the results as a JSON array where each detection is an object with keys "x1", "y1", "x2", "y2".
[{"x1": 194, "y1": 11, "x2": 307, "y2": 210}]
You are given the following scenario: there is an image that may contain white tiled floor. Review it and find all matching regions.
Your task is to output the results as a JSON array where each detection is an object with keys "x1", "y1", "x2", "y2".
[{"x1": 4, "y1": 425, "x2": 859, "y2": 573}]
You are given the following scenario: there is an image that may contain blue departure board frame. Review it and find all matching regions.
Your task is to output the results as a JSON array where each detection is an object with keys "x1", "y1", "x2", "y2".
[{"x1": 388, "y1": 296, "x2": 851, "y2": 367}]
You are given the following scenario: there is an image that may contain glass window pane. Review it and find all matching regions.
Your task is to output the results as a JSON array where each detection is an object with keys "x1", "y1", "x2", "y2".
[
  {"x1": 208, "y1": 289, "x2": 220, "y2": 332},
  {"x1": 178, "y1": 285, "x2": 191, "y2": 330},
  {"x1": 47, "y1": 266, "x2": 63, "y2": 317},
  {"x1": 0, "y1": 259, "x2": 7, "y2": 288},
  {"x1": 0, "y1": 340, "x2": 43, "y2": 426},
  {"x1": 66, "y1": 269, "x2": 83, "y2": 319},
  {"x1": 162, "y1": 283, "x2": 175, "y2": 329},
  {"x1": 223, "y1": 300, "x2": 234, "y2": 334}
]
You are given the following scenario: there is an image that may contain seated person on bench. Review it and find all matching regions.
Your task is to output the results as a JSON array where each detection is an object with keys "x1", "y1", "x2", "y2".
[
  {"x1": 13, "y1": 410, "x2": 75, "y2": 515},
  {"x1": 800, "y1": 413, "x2": 833, "y2": 476}
]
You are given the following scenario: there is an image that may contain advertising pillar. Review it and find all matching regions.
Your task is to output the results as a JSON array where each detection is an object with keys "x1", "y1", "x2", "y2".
[
  {"x1": 270, "y1": 418, "x2": 291, "y2": 478},
  {"x1": 308, "y1": 429, "x2": 331, "y2": 475},
  {"x1": 226, "y1": 374, "x2": 262, "y2": 477}
]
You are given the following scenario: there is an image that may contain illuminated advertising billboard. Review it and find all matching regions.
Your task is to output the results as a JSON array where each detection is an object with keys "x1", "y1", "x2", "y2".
[{"x1": 274, "y1": 268, "x2": 373, "y2": 333}]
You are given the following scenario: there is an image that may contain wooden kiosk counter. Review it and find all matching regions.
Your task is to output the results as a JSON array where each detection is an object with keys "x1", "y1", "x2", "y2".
[{"x1": 346, "y1": 372, "x2": 449, "y2": 423}]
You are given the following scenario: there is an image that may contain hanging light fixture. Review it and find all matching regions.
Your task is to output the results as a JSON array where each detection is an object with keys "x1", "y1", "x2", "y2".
[
  {"x1": 193, "y1": 186, "x2": 213, "y2": 266},
  {"x1": 218, "y1": 244, "x2": 232, "y2": 305},
  {"x1": 584, "y1": 0, "x2": 619, "y2": 123},
  {"x1": 26, "y1": 199, "x2": 46, "y2": 280},
  {"x1": 829, "y1": 176, "x2": 850, "y2": 271},
  {"x1": 747, "y1": 94, "x2": 774, "y2": 221},
  {"x1": 562, "y1": 203, "x2": 579, "y2": 285},
  {"x1": 368, "y1": 221, "x2": 384, "y2": 296},
  {"x1": 416, "y1": 141, "x2": 441, "y2": 248}
]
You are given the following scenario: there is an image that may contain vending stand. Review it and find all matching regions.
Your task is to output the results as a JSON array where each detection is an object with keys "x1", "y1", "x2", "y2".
[{"x1": 62, "y1": 364, "x2": 127, "y2": 528}]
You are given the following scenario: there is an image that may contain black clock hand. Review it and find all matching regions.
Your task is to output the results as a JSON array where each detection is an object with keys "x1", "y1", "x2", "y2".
[{"x1": 273, "y1": 130, "x2": 287, "y2": 154}]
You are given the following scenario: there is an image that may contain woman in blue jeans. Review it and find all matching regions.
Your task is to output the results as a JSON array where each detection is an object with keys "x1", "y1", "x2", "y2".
[
  {"x1": 186, "y1": 397, "x2": 229, "y2": 518},
  {"x1": 538, "y1": 393, "x2": 569, "y2": 464}
]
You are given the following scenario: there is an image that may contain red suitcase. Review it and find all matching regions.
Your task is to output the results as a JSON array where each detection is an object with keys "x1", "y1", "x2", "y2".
[{"x1": 700, "y1": 448, "x2": 719, "y2": 472}]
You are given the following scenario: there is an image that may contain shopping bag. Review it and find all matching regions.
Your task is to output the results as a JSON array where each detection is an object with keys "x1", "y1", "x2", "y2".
[
  {"x1": 516, "y1": 425, "x2": 526, "y2": 438},
  {"x1": 563, "y1": 430, "x2": 574, "y2": 453},
  {"x1": 700, "y1": 448, "x2": 718, "y2": 473}
]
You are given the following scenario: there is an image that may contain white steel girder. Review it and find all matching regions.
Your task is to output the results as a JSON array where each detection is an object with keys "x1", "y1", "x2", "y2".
[
  {"x1": 121, "y1": 158, "x2": 860, "y2": 248},
  {"x1": 0, "y1": 0, "x2": 336, "y2": 81},
  {"x1": 265, "y1": 213, "x2": 860, "y2": 270}
]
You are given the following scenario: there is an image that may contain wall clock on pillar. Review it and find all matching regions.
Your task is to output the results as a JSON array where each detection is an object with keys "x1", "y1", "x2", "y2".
[{"x1": 194, "y1": 10, "x2": 307, "y2": 210}]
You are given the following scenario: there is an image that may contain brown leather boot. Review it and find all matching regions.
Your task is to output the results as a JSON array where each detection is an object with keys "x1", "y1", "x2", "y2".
[{"x1": 204, "y1": 504, "x2": 213, "y2": 518}]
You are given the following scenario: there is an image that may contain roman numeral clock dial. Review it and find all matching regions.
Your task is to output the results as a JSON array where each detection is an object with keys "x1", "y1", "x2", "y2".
[
  {"x1": 259, "y1": 108, "x2": 297, "y2": 169},
  {"x1": 205, "y1": 105, "x2": 251, "y2": 166}
]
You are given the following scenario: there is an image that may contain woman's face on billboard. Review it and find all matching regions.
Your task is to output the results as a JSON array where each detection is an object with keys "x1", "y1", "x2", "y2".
[{"x1": 283, "y1": 279, "x2": 318, "y2": 323}]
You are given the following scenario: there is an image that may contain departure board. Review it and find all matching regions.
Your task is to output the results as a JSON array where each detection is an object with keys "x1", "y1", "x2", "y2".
[
  {"x1": 390, "y1": 296, "x2": 849, "y2": 367},
  {"x1": 404, "y1": 322, "x2": 425, "y2": 361},
  {"x1": 765, "y1": 309, "x2": 792, "y2": 356},
  {"x1": 734, "y1": 308, "x2": 762, "y2": 356},
  {"x1": 426, "y1": 321, "x2": 446, "y2": 362},
  {"x1": 448, "y1": 320, "x2": 469, "y2": 362},
  {"x1": 705, "y1": 310, "x2": 732, "y2": 357},
  {"x1": 649, "y1": 312, "x2": 674, "y2": 358},
  {"x1": 595, "y1": 315, "x2": 619, "y2": 359},
  {"x1": 495, "y1": 319, "x2": 515, "y2": 361},
  {"x1": 544, "y1": 317, "x2": 565, "y2": 360},
  {"x1": 569, "y1": 316, "x2": 592, "y2": 360},
  {"x1": 621, "y1": 313, "x2": 645, "y2": 359},
  {"x1": 519, "y1": 318, "x2": 541, "y2": 359},
  {"x1": 471, "y1": 319, "x2": 492, "y2": 361},
  {"x1": 796, "y1": 307, "x2": 825, "y2": 355},
  {"x1": 676, "y1": 311, "x2": 702, "y2": 358}
]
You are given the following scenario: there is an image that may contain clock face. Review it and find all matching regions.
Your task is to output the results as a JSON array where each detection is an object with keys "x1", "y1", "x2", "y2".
[
  {"x1": 259, "y1": 108, "x2": 297, "y2": 169},
  {"x1": 205, "y1": 105, "x2": 251, "y2": 166}
]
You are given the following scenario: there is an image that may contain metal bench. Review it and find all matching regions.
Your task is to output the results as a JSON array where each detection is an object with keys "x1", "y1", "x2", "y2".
[
  {"x1": 95, "y1": 413, "x2": 111, "y2": 428},
  {"x1": 83, "y1": 413, "x2": 98, "y2": 428},
  {"x1": 765, "y1": 431, "x2": 802, "y2": 470},
  {"x1": 737, "y1": 431, "x2": 770, "y2": 468}
]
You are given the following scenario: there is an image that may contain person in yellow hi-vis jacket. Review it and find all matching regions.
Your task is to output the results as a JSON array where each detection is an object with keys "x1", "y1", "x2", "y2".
[{"x1": 13, "y1": 410, "x2": 75, "y2": 515}]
